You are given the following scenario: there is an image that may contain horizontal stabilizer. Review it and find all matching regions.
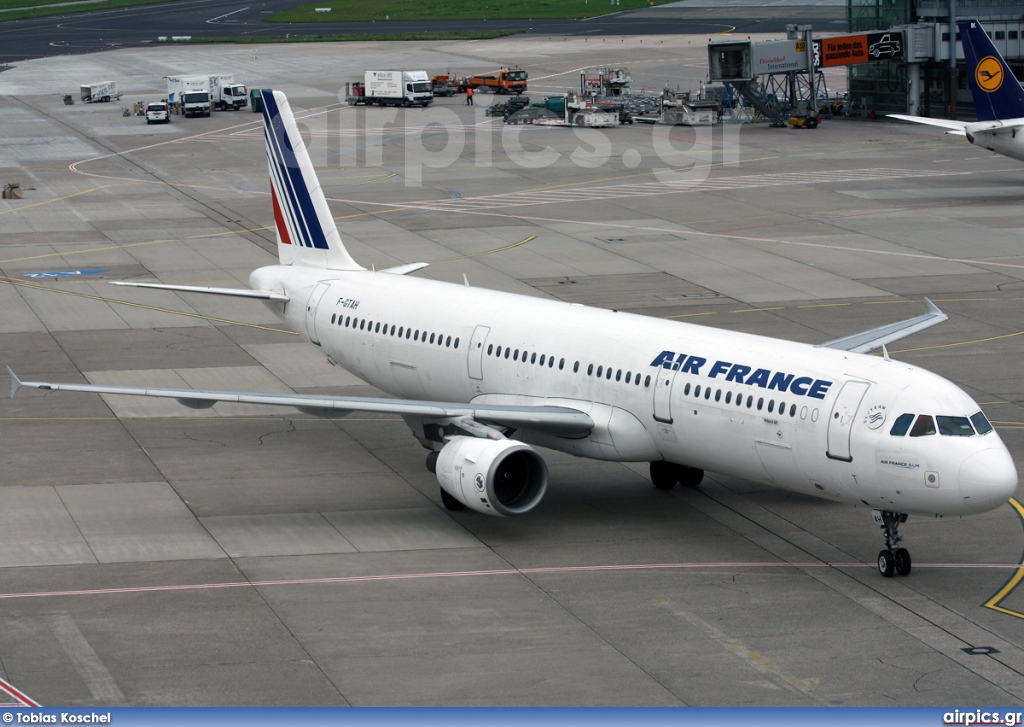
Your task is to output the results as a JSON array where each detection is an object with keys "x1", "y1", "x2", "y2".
[
  {"x1": 820, "y1": 298, "x2": 947, "y2": 354},
  {"x1": 888, "y1": 115, "x2": 968, "y2": 136},
  {"x1": 381, "y1": 262, "x2": 430, "y2": 275},
  {"x1": 109, "y1": 282, "x2": 289, "y2": 302}
]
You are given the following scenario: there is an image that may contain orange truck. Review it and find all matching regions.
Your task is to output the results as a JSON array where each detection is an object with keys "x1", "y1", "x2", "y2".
[{"x1": 467, "y1": 66, "x2": 528, "y2": 95}]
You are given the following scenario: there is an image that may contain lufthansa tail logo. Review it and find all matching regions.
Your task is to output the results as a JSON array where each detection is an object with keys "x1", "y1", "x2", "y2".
[{"x1": 976, "y1": 57, "x2": 1004, "y2": 92}]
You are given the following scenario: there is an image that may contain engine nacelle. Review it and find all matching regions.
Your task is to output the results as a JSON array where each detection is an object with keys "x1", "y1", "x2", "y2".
[{"x1": 435, "y1": 436, "x2": 548, "y2": 516}]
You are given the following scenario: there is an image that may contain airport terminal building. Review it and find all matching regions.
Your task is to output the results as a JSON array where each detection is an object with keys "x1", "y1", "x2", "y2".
[{"x1": 849, "y1": 0, "x2": 1024, "y2": 115}]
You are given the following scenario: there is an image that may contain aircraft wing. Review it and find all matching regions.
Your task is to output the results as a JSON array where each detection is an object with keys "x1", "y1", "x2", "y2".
[
  {"x1": 6, "y1": 367, "x2": 593, "y2": 437},
  {"x1": 820, "y1": 298, "x2": 947, "y2": 354},
  {"x1": 887, "y1": 114, "x2": 968, "y2": 136}
]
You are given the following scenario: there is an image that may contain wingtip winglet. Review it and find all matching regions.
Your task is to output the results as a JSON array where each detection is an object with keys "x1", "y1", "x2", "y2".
[
  {"x1": 6, "y1": 366, "x2": 21, "y2": 399},
  {"x1": 923, "y1": 297, "x2": 944, "y2": 316}
]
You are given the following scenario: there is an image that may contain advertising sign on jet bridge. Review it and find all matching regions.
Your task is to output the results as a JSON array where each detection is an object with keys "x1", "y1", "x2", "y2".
[
  {"x1": 817, "y1": 31, "x2": 904, "y2": 67},
  {"x1": 750, "y1": 40, "x2": 808, "y2": 73}
]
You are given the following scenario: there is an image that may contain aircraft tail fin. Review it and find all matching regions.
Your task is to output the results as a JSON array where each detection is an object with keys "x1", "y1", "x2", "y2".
[
  {"x1": 958, "y1": 19, "x2": 1024, "y2": 121},
  {"x1": 260, "y1": 90, "x2": 364, "y2": 271}
]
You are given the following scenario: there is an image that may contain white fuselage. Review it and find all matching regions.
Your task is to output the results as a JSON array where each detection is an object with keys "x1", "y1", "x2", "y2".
[
  {"x1": 965, "y1": 118, "x2": 1024, "y2": 161},
  {"x1": 252, "y1": 264, "x2": 1017, "y2": 518}
]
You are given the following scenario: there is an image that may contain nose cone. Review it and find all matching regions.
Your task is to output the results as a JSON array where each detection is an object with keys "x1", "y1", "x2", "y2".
[{"x1": 959, "y1": 447, "x2": 1019, "y2": 512}]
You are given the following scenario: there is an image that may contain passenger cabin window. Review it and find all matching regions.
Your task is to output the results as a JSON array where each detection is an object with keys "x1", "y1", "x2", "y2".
[
  {"x1": 890, "y1": 413, "x2": 914, "y2": 436},
  {"x1": 937, "y1": 416, "x2": 974, "y2": 436},
  {"x1": 909, "y1": 415, "x2": 936, "y2": 437},
  {"x1": 971, "y1": 411, "x2": 994, "y2": 435}
]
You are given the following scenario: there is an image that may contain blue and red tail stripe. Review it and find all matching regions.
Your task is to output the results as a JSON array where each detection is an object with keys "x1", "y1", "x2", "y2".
[{"x1": 260, "y1": 89, "x2": 330, "y2": 251}]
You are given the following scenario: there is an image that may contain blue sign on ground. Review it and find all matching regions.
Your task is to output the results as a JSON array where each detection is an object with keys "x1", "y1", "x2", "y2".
[{"x1": 23, "y1": 270, "x2": 109, "y2": 279}]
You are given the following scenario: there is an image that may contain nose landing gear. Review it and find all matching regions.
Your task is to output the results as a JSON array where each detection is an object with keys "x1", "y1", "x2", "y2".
[{"x1": 873, "y1": 510, "x2": 911, "y2": 577}]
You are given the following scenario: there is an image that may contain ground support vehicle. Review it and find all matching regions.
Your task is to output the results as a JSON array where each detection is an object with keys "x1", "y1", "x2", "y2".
[
  {"x1": 167, "y1": 75, "x2": 211, "y2": 118},
  {"x1": 347, "y1": 70, "x2": 433, "y2": 107},
  {"x1": 80, "y1": 82, "x2": 120, "y2": 103},
  {"x1": 209, "y1": 74, "x2": 247, "y2": 111},
  {"x1": 430, "y1": 74, "x2": 465, "y2": 96},
  {"x1": 145, "y1": 102, "x2": 170, "y2": 124},
  {"x1": 468, "y1": 66, "x2": 527, "y2": 95}
]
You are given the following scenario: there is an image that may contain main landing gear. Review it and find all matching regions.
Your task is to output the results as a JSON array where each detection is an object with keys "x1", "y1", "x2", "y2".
[
  {"x1": 650, "y1": 461, "x2": 704, "y2": 490},
  {"x1": 874, "y1": 510, "x2": 911, "y2": 577}
]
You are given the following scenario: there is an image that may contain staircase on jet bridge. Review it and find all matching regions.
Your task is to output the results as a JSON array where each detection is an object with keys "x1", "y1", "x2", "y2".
[{"x1": 731, "y1": 80, "x2": 788, "y2": 127}]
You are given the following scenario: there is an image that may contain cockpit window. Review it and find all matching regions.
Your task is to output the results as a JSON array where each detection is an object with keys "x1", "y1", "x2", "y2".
[
  {"x1": 970, "y1": 411, "x2": 994, "y2": 435},
  {"x1": 909, "y1": 415, "x2": 936, "y2": 437},
  {"x1": 890, "y1": 413, "x2": 914, "y2": 436},
  {"x1": 937, "y1": 416, "x2": 974, "y2": 436}
]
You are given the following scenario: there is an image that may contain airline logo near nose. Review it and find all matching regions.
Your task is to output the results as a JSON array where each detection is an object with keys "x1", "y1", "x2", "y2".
[{"x1": 976, "y1": 57, "x2": 1004, "y2": 92}]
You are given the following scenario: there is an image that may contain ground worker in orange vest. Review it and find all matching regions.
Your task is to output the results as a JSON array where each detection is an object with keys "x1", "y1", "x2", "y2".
[{"x1": 466, "y1": 86, "x2": 474, "y2": 105}]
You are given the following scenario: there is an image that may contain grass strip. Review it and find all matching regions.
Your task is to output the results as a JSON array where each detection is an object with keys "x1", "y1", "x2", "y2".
[{"x1": 0, "y1": 0, "x2": 174, "y2": 22}]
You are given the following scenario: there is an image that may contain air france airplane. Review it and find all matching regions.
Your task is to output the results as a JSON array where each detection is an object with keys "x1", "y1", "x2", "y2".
[
  {"x1": 890, "y1": 18, "x2": 1024, "y2": 162},
  {"x1": 9, "y1": 90, "x2": 1018, "y2": 578}
]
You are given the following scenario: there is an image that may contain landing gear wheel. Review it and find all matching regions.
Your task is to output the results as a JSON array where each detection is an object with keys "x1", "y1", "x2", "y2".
[
  {"x1": 440, "y1": 488, "x2": 466, "y2": 512},
  {"x1": 680, "y1": 466, "x2": 704, "y2": 488},
  {"x1": 894, "y1": 547, "x2": 912, "y2": 576},
  {"x1": 878, "y1": 549, "x2": 895, "y2": 578},
  {"x1": 650, "y1": 461, "x2": 678, "y2": 490},
  {"x1": 873, "y1": 510, "x2": 910, "y2": 577}
]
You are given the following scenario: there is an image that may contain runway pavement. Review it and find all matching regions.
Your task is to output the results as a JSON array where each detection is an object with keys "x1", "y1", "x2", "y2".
[{"x1": 1, "y1": 34, "x2": 1023, "y2": 706}]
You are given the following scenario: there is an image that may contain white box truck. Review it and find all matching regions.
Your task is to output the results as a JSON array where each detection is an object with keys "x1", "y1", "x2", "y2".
[
  {"x1": 209, "y1": 74, "x2": 248, "y2": 111},
  {"x1": 167, "y1": 75, "x2": 211, "y2": 118},
  {"x1": 80, "y1": 81, "x2": 120, "y2": 103},
  {"x1": 355, "y1": 70, "x2": 433, "y2": 107}
]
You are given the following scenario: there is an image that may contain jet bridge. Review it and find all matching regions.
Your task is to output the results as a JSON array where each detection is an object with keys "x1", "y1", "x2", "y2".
[
  {"x1": 708, "y1": 26, "x2": 821, "y2": 126},
  {"x1": 709, "y1": 25, "x2": 908, "y2": 124}
]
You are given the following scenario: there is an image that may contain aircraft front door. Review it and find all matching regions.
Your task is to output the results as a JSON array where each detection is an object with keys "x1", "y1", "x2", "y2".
[
  {"x1": 653, "y1": 365, "x2": 679, "y2": 424},
  {"x1": 467, "y1": 325, "x2": 490, "y2": 380},
  {"x1": 826, "y1": 380, "x2": 870, "y2": 462},
  {"x1": 305, "y1": 282, "x2": 330, "y2": 345}
]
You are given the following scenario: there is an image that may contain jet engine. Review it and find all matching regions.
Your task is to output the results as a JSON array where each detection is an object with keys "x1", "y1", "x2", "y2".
[{"x1": 434, "y1": 436, "x2": 548, "y2": 516}]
